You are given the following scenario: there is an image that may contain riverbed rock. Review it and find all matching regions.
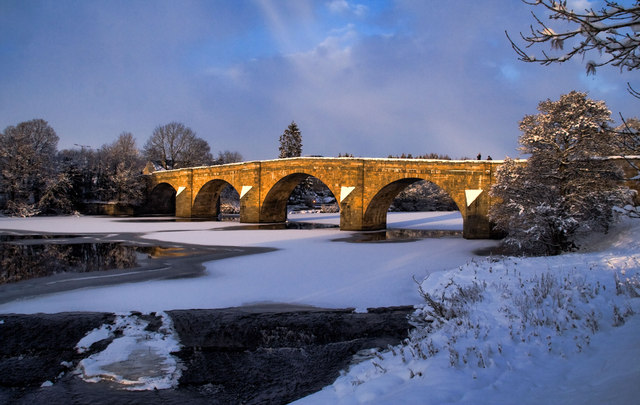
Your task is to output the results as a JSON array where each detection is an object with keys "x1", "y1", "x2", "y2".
[{"x1": 0, "y1": 305, "x2": 412, "y2": 404}]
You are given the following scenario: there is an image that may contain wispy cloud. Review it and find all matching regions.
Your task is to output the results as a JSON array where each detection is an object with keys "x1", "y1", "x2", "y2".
[{"x1": 327, "y1": 0, "x2": 368, "y2": 17}]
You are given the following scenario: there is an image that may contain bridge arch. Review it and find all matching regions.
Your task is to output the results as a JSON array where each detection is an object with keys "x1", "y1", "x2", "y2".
[
  {"x1": 260, "y1": 173, "x2": 338, "y2": 223},
  {"x1": 193, "y1": 179, "x2": 239, "y2": 218},
  {"x1": 364, "y1": 178, "x2": 463, "y2": 230},
  {"x1": 147, "y1": 183, "x2": 176, "y2": 215}
]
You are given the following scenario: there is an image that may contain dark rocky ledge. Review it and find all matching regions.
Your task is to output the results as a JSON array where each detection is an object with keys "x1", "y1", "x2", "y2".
[{"x1": 0, "y1": 305, "x2": 413, "y2": 405}]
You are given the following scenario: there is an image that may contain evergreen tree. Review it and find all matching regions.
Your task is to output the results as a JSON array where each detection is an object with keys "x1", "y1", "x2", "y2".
[
  {"x1": 278, "y1": 121, "x2": 302, "y2": 158},
  {"x1": 490, "y1": 91, "x2": 632, "y2": 255}
]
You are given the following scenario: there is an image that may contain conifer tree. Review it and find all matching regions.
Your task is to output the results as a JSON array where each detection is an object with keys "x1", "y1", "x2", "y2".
[{"x1": 278, "y1": 121, "x2": 302, "y2": 158}]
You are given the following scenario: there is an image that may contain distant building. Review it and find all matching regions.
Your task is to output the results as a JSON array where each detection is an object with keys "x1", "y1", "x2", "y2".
[{"x1": 143, "y1": 161, "x2": 166, "y2": 175}]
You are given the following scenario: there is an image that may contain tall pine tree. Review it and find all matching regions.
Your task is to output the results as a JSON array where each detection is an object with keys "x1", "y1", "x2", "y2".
[{"x1": 278, "y1": 121, "x2": 302, "y2": 158}]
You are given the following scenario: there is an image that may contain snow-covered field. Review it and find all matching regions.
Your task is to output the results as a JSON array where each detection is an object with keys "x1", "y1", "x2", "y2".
[{"x1": 1, "y1": 211, "x2": 639, "y2": 403}]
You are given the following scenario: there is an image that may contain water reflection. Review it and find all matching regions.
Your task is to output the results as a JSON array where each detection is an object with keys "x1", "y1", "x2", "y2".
[
  {"x1": 0, "y1": 240, "x2": 197, "y2": 284},
  {"x1": 225, "y1": 221, "x2": 339, "y2": 231},
  {"x1": 0, "y1": 234, "x2": 83, "y2": 242},
  {"x1": 117, "y1": 214, "x2": 240, "y2": 223},
  {"x1": 334, "y1": 229, "x2": 462, "y2": 243}
]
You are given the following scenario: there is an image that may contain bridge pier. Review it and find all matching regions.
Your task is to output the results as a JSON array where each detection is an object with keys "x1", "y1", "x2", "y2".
[
  {"x1": 173, "y1": 171, "x2": 193, "y2": 218},
  {"x1": 462, "y1": 190, "x2": 493, "y2": 239},
  {"x1": 337, "y1": 186, "x2": 368, "y2": 231}
]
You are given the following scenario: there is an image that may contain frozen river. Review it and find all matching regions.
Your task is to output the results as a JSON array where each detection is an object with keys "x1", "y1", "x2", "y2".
[{"x1": 0, "y1": 212, "x2": 499, "y2": 314}]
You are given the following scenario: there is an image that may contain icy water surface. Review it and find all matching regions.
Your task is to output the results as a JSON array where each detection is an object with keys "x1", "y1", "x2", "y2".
[
  {"x1": 0, "y1": 236, "x2": 204, "y2": 284},
  {"x1": 0, "y1": 212, "x2": 462, "y2": 285},
  {"x1": 334, "y1": 229, "x2": 462, "y2": 243}
]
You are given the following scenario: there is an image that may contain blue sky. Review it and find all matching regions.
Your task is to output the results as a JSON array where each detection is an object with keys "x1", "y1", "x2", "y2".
[{"x1": 0, "y1": 0, "x2": 637, "y2": 160}]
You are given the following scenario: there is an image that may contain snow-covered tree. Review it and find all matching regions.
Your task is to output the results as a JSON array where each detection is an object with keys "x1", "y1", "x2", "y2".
[
  {"x1": 0, "y1": 119, "x2": 60, "y2": 214},
  {"x1": 278, "y1": 121, "x2": 302, "y2": 158},
  {"x1": 490, "y1": 91, "x2": 632, "y2": 255},
  {"x1": 98, "y1": 132, "x2": 145, "y2": 205},
  {"x1": 57, "y1": 146, "x2": 102, "y2": 209},
  {"x1": 143, "y1": 122, "x2": 214, "y2": 169},
  {"x1": 615, "y1": 117, "x2": 640, "y2": 153},
  {"x1": 36, "y1": 172, "x2": 73, "y2": 215},
  {"x1": 509, "y1": 1, "x2": 640, "y2": 75}
]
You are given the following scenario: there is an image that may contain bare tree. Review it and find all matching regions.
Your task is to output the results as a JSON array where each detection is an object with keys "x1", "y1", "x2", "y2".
[
  {"x1": 98, "y1": 132, "x2": 145, "y2": 204},
  {"x1": 101, "y1": 132, "x2": 140, "y2": 169},
  {"x1": 615, "y1": 116, "x2": 640, "y2": 152},
  {"x1": 179, "y1": 137, "x2": 214, "y2": 168},
  {"x1": 508, "y1": 1, "x2": 640, "y2": 78},
  {"x1": 216, "y1": 150, "x2": 244, "y2": 164},
  {"x1": 508, "y1": 1, "x2": 640, "y2": 175},
  {"x1": 0, "y1": 119, "x2": 60, "y2": 214},
  {"x1": 614, "y1": 115, "x2": 640, "y2": 176},
  {"x1": 143, "y1": 122, "x2": 213, "y2": 169}
]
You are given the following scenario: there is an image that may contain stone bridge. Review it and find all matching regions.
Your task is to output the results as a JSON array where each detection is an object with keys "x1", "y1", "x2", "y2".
[{"x1": 146, "y1": 157, "x2": 505, "y2": 239}]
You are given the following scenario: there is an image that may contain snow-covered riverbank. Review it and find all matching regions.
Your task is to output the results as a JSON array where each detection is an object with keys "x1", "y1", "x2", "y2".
[{"x1": 295, "y1": 215, "x2": 640, "y2": 405}]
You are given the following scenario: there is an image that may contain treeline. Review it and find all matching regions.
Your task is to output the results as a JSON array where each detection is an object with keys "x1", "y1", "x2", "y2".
[
  {"x1": 387, "y1": 153, "x2": 452, "y2": 159},
  {"x1": 338, "y1": 153, "x2": 454, "y2": 159},
  {"x1": 0, "y1": 119, "x2": 242, "y2": 217}
]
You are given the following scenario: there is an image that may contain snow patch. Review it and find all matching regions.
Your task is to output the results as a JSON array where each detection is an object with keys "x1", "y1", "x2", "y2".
[{"x1": 75, "y1": 312, "x2": 182, "y2": 391}]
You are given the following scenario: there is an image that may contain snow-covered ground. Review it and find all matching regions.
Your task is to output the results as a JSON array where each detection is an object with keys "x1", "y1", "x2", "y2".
[
  {"x1": 1, "y1": 211, "x2": 639, "y2": 403},
  {"x1": 295, "y1": 214, "x2": 640, "y2": 405}
]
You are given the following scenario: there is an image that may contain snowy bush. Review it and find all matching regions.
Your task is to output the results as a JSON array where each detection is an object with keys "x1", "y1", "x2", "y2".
[
  {"x1": 5, "y1": 200, "x2": 40, "y2": 217},
  {"x1": 402, "y1": 259, "x2": 631, "y2": 373}
]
